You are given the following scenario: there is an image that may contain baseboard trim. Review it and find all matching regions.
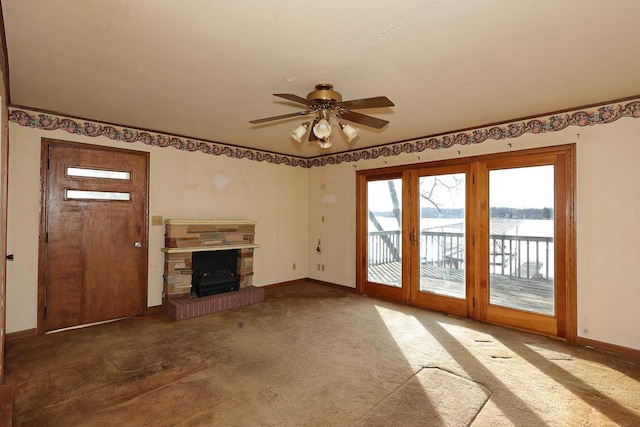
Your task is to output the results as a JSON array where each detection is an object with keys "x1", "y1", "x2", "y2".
[
  {"x1": 144, "y1": 305, "x2": 162, "y2": 315},
  {"x1": 6, "y1": 328, "x2": 37, "y2": 342},
  {"x1": 261, "y1": 278, "x2": 308, "y2": 290},
  {"x1": 576, "y1": 336, "x2": 640, "y2": 361},
  {"x1": 6, "y1": 309, "x2": 163, "y2": 338},
  {"x1": 260, "y1": 278, "x2": 357, "y2": 292},
  {"x1": 305, "y1": 278, "x2": 357, "y2": 292}
]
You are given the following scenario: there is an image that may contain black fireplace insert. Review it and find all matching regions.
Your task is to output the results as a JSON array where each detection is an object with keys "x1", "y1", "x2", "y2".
[{"x1": 191, "y1": 249, "x2": 240, "y2": 297}]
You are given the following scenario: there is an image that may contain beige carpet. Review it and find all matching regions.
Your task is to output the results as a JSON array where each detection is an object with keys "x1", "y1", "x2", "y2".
[
  {"x1": 353, "y1": 367, "x2": 490, "y2": 426},
  {"x1": 5, "y1": 282, "x2": 640, "y2": 426}
]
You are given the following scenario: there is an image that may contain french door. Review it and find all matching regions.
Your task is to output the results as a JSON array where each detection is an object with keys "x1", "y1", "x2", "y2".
[
  {"x1": 358, "y1": 173, "x2": 408, "y2": 304},
  {"x1": 357, "y1": 145, "x2": 575, "y2": 340},
  {"x1": 477, "y1": 151, "x2": 572, "y2": 337},
  {"x1": 409, "y1": 164, "x2": 472, "y2": 318}
]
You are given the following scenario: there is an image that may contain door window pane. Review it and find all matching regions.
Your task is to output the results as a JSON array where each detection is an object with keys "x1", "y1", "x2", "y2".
[
  {"x1": 489, "y1": 165, "x2": 555, "y2": 315},
  {"x1": 367, "y1": 179, "x2": 402, "y2": 287},
  {"x1": 419, "y1": 173, "x2": 466, "y2": 298},
  {"x1": 66, "y1": 190, "x2": 131, "y2": 201},
  {"x1": 67, "y1": 167, "x2": 131, "y2": 180}
]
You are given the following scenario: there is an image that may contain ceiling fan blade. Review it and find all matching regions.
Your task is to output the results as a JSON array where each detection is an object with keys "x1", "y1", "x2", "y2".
[
  {"x1": 273, "y1": 93, "x2": 311, "y2": 106},
  {"x1": 337, "y1": 110, "x2": 389, "y2": 129},
  {"x1": 249, "y1": 110, "x2": 311, "y2": 124},
  {"x1": 338, "y1": 96, "x2": 394, "y2": 110},
  {"x1": 308, "y1": 117, "x2": 319, "y2": 142}
]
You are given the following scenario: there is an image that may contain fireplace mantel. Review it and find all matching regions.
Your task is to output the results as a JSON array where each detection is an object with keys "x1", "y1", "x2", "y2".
[
  {"x1": 162, "y1": 243, "x2": 259, "y2": 254},
  {"x1": 165, "y1": 219, "x2": 257, "y2": 226},
  {"x1": 162, "y1": 219, "x2": 259, "y2": 252}
]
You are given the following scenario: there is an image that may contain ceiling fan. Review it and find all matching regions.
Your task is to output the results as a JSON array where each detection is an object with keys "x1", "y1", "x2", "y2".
[{"x1": 249, "y1": 83, "x2": 394, "y2": 148}]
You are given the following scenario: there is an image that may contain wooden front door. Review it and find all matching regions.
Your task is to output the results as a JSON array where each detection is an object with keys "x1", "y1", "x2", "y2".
[{"x1": 40, "y1": 139, "x2": 149, "y2": 332}]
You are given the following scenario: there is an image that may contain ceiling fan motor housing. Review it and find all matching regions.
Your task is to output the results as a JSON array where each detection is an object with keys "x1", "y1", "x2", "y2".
[{"x1": 307, "y1": 83, "x2": 342, "y2": 106}]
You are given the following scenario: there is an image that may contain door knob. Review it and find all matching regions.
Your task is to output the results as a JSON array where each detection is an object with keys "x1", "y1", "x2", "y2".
[{"x1": 134, "y1": 242, "x2": 142, "y2": 248}]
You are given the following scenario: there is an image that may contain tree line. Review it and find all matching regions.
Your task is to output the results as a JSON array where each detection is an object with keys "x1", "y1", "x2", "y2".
[{"x1": 372, "y1": 207, "x2": 553, "y2": 220}]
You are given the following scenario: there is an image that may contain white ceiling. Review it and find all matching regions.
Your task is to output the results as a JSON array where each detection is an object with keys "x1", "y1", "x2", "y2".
[{"x1": 3, "y1": 0, "x2": 640, "y2": 158}]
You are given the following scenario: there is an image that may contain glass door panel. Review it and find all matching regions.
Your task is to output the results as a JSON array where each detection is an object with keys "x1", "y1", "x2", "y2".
[
  {"x1": 418, "y1": 173, "x2": 466, "y2": 298},
  {"x1": 411, "y1": 166, "x2": 470, "y2": 318},
  {"x1": 358, "y1": 145, "x2": 573, "y2": 339},
  {"x1": 488, "y1": 165, "x2": 555, "y2": 315},
  {"x1": 367, "y1": 178, "x2": 403, "y2": 287}
]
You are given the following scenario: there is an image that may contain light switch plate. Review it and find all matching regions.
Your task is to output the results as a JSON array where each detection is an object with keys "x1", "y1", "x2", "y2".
[{"x1": 151, "y1": 215, "x2": 164, "y2": 226}]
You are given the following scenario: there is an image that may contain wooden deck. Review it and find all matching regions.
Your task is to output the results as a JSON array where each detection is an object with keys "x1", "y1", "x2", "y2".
[{"x1": 368, "y1": 262, "x2": 554, "y2": 315}]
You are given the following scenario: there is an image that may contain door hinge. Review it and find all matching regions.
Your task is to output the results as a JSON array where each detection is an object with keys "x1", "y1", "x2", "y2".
[
  {"x1": 472, "y1": 235, "x2": 475, "y2": 245},
  {"x1": 45, "y1": 232, "x2": 48, "y2": 243},
  {"x1": 472, "y1": 298, "x2": 476, "y2": 309},
  {"x1": 472, "y1": 174, "x2": 475, "y2": 184},
  {"x1": 44, "y1": 305, "x2": 47, "y2": 318}
]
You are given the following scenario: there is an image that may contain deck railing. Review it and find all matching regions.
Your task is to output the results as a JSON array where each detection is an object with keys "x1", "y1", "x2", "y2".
[
  {"x1": 368, "y1": 230, "x2": 401, "y2": 265},
  {"x1": 368, "y1": 230, "x2": 553, "y2": 280}
]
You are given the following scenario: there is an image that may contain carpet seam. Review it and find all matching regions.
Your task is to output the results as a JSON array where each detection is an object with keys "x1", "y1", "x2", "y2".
[
  {"x1": 422, "y1": 364, "x2": 494, "y2": 427},
  {"x1": 350, "y1": 367, "x2": 424, "y2": 425}
]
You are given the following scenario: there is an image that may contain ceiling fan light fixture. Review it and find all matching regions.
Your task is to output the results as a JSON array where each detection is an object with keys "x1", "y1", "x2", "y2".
[
  {"x1": 339, "y1": 122, "x2": 360, "y2": 142},
  {"x1": 317, "y1": 138, "x2": 332, "y2": 149},
  {"x1": 250, "y1": 83, "x2": 393, "y2": 150},
  {"x1": 313, "y1": 118, "x2": 332, "y2": 139},
  {"x1": 290, "y1": 122, "x2": 310, "y2": 143}
]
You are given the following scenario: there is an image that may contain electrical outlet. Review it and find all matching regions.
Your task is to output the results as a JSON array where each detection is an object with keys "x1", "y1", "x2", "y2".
[
  {"x1": 317, "y1": 264, "x2": 321, "y2": 271},
  {"x1": 293, "y1": 263, "x2": 296, "y2": 270},
  {"x1": 321, "y1": 215, "x2": 325, "y2": 223},
  {"x1": 151, "y1": 215, "x2": 163, "y2": 226},
  {"x1": 321, "y1": 264, "x2": 325, "y2": 271}
]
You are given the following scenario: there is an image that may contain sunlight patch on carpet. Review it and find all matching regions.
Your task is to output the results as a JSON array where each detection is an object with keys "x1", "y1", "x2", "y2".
[{"x1": 354, "y1": 367, "x2": 490, "y2": 427}]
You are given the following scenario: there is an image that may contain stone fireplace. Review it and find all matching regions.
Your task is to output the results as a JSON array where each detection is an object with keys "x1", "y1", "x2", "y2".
[{"x1": 161, "y1": 219, "x2": 263, "y2": 320}]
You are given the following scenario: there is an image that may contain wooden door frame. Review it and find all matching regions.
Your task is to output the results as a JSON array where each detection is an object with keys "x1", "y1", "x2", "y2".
[
  {"x1": 0, "y1": 103, "x2": 8, "y2": 380},
  {"x1": 356, "y1": 168, "x2": 411, "y2": 303},
  {"x1": 37, "y1": 138, "x2": 150, "y2": 334},
  {"x1": 484, "y1": 146, "x2": 576, "y2": 342},
  {"x1": 408, "y1": 163, "x2": 474, "y2": 318},
  {"x1": 355, "y1": 144, "x2": 577, "y2": 343}
]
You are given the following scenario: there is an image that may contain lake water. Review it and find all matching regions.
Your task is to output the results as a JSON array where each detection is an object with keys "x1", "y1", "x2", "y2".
[{"x1": 369, "y1": 217, "x2": 555, "y2": 278}]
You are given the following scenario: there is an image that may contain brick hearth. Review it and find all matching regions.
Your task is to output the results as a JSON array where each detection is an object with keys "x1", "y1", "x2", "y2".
[{"x1": 161, "y1": 286, "x2": 264, "y2": 321}]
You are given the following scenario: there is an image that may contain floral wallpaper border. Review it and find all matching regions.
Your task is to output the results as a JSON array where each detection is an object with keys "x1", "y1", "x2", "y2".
[
  {"x1": 8, "y1": 109, "x2": 308, "y2": 168},
  {"x1": 9, "y1": 99, "x2": 640, "y2": 169},
  {"x1": 307, "y1": 99, "x2": 640, "y2": 167}
]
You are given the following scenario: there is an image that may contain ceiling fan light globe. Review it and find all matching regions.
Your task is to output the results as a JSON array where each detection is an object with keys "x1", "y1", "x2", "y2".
[
  {"x1": 313, "y1": 119, "x2": 332, "y2": 139},
  {"x1": 317, "y1": 138, "x2": 332, "y2": 149},
  {"x1": 290, "y1": 122, "x2": 310, "y2": 143},
  {"x1": 339, "y1": 122, "x2": 360, "y2": 142}
]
